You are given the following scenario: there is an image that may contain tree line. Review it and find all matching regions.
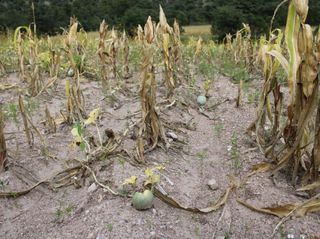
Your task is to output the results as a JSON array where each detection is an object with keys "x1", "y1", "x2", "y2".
[{"x1": 0, "y1": 0, "x2": 320, "y2": 39}]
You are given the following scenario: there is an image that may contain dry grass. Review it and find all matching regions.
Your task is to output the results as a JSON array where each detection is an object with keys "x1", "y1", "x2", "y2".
[{"x1": 182, "y1": 25, "x2": 211, "y2": 36}]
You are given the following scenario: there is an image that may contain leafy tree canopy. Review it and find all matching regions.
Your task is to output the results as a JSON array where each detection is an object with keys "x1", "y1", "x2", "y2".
[{"x1": 0, "y1": 0, "x2": 319, "y2": 38}]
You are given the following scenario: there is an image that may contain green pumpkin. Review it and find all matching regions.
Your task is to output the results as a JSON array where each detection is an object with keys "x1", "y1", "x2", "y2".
[
  {"x1": 197, "y1": 95, "x2": 207, "y2": 106},
  {"x1": 132, "y1": 190, "x2": 154, "y2": 210},
  {"x1": 67, "y1": 68, "x2": 75, "y2": 77}
]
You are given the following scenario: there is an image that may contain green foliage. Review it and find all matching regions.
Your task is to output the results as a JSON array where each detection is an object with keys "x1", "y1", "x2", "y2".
[
  {"x1": 1, "y1": 0, "x2": 320, "y2": 38},
  {"x1": 230, "y1": 132, "x2": 241, "y2": 170},
  {"x1": 4, "y1": 103, "x2": 19, "y2": 124}
]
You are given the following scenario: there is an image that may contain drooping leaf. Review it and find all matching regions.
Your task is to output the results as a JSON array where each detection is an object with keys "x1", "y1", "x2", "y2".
[
  {"x1": 84, "y1": 108, "x2": 100, "y2": 125},
  {"x1": 124, "y1": 176, "x2": 137, "y2": 185}
]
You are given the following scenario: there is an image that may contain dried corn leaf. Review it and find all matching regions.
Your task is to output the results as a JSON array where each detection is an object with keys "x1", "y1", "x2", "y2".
[
  {"x1": 84, "y1": 108, "x2": 100, "y2": 125},
  {"x1": 237, "y1": 198, "x2": 320, "y2": 218},
  {"x1": 144, "y1": 17, "x2": 154, "y2": 44},
  {"x1": 285, "y1": 1, "x2": 301, "y2": 102},
  {"x1": 297, "y1": 181, "x2": 320, "y2": 191},
  {"x1": 293, "y1": 0, "x2": 309, "y2": 22},
  {"x1": 153, "y1": 182, "x2": 235, "y2": 213},
  {"x1": 67, "y1": 22, "x2": 78, "y2": 45},
  {"x1": 0, "y1": 84, "x2": 17, "y2": 91},
  {"x1": 267, "y1": 50, "x2": 289, "y2": 75}
]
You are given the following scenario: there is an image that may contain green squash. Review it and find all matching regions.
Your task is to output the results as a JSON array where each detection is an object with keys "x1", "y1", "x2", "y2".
[
  {"x1": 67, "y1": 68, "x2": 75, "y2": 77},
  {"x1": 132, "y1": 190, "x2": 154, "y2": 210},
  {"x1": 197, "y1": 95, "x2": 207, "y2": 106}
]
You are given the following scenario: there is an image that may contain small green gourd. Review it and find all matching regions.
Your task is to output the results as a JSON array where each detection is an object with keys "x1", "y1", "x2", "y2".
[
  {"x1": 132, "y1": 190, "x2": 154, "y2": 210},
  {"x1": 197, "y1": 95, "x2": 207, "y2": 106}
]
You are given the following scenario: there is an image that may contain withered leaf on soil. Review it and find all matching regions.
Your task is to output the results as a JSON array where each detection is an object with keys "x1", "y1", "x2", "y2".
[
  {"x1": 297, "y1": 181, "x2": 320, "y2": 191},
  {"x1": 152, "y1": 181, "x2": 235, "y2": 213},
  {"x1": 237, "y1": 198, "x2": 320, "y2": 218}
]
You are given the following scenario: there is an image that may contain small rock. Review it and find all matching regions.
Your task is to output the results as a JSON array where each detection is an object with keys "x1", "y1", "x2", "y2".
[
  {"x1": 216, "y1": 236, "x2": 225, "y2": 239},
  {"x1": 152, "y1": 208, "x2": 157, "y2": 216},
  {"x1": 207, "y1": 179, "x2": 219, "y2": 191},
  {"x1": 87, "y1": 183, "x2": 98, "y2": 193},
  {"x1": 150, "y1": 231, "x2": 156, "y2": 236},
  {"x1": 166, "y1": 132, "x2": 178, "y2": 141}
]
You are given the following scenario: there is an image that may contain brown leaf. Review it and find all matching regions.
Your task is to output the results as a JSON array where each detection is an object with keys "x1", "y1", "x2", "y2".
[
  {"x1": 297, "y1": 181, "x2": 320, "y2": 191},
  {"x1": 152, "y1": 181, "x2": 235, "y2": 213},
  {"x1": 237, "y1": 198, "x2": 320, "y2": 218}
]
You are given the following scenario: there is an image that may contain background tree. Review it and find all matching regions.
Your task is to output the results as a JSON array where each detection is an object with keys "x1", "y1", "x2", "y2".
[{"x1": 0, "y1": 0, "x2": 319, "y2": 39}]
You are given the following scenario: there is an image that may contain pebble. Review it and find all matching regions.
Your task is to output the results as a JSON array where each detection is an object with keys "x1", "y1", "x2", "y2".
[
  {"x1": 150, "y1": 231, "x2": 156, "y2": 236},
  {"x1": 166, "y1": 132, "x2": 178, "y2": 141},
  {"x1": 216, "y1": 236, "x2": 225, "y2": 239},
  {"x1": 207, "y1": 178, "x2": 219, "y2": 191},
  {"x1": 87, "y1": 183, "x2": 98, "y2": 193}
]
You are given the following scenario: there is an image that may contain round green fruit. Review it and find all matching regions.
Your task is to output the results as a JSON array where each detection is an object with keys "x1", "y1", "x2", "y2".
[
  {"x1": 67, "y1": 68, "x2": 75, "y2": 77},
  {"x1": 197, "y1": 95, "x2": 207, "y2": 106},
  {"x1": 132, "y1": 190, "x2": 154, "y2": 210}
]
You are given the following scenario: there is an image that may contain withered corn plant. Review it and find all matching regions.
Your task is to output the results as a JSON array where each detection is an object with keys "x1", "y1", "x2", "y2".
[
  {"x1": 233, "y1": 24, "x2": 253, "y2": 71},
  {"x1": 172, "y1": 19, "x2": 183, "y2": 84},
  {"x1": 136, "y1": 25, "x2": 144, "y2": 44},
  {"x1": 14, "y1": 26, "x2": 42, "y2": 96},
  {"x1": 136, "y1": 16, "x2": 167, "y2": 163},
  {"x1": 250, "y1": 0, "x2": 320, "y2": 185},
  {"x1": 63, "y1": 21, "x2": 86, "y2": 124},
  {"x1": 0, "y1": 61, "x2": 5, "y2": 75},
  {"x1": 27, "y1": 30, "x2": 42, "y2": 96},
  {"x1": 0, "y1": 104, "x2": 6, "y2": 172},
  {"x1": 47, "y1": 36, "x2": 60, "y2": 79},
  {"x1": 110, "y1": 28, "x2": 118, "y2": 79},
  {"x1": 98, "y1": 20, "x2": 108, "y2": 85},
  {"x1": 158, "y1": 6, "x2": 175, "y2": 97},
  {"x1": 121, "y1": 30, "x2": 130, "y2": 79},
  {"x1": 194, "y1": 36, "x2": 203, "y2": 64},
  {"x1": 19, "y1": 95, "x2": 46, "y2": 149},
  {"x1": 14, "y1": 27, "x2": 28, "y2": 82},
  {"x1": 45, "y1": 105, "x2": 56, "y2": 134}
]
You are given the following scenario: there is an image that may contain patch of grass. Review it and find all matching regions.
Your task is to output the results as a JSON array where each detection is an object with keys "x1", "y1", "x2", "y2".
[
  {"x1": 247, "y1": 91, "x2": 260, "y2": 104},
  {"x1": 230, "y1": 132, "x2": 242, "y2": 170},
  {"x1": 55, "y1": 208, "x2": 64, "y2": 220},
  {"x1": 55, "y1": 205, "x2": 73, "y2": 220},
  {"x1": 106, "y1": 223, "x2": 113, "y2": 232},
  {"x1": 194, "y1": 226, "x2": 201, "y2": 237},
  {"x1": 213, "y1": 124, "x2": 224, "y2": 137},
  {"x1": 4, "y1": 103, "x2": 19, "y2": 124},
  {"x1": 183, "y1": 25, "x2": 211, "y2": 36},
  {"x1": 196, "y1": 150, "x2": 208, "y2": 161},
  {"x1": 0, "y1": 179, "x2": 7, "y2": 189}
]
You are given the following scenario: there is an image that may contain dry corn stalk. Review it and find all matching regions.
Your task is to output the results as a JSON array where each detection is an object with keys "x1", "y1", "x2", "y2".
[
  {"x1": 28, "y1": 31, "x2": 42, "y2": 96},
  {"x1": 236, "y1": 79, "x2": 243, "y2": 108},
  {"x1": 172, "y1": 19, "x2": 183, "y2": 84},
  {"x1": 14, "y1": 26, "x2": 42, "y2": 95},
  {"x1": 157, "y1": 6, "x2": 175, "y2": 97},
  {"x1": 98, "y1": 20, "x2": 108, "y2": 85},
  {"x1": 18, "y1": 96, "x2": 46, "y2": 149},
  {"x1": 47, "y1": 36, "x2": 60, "y2": 79},
  {"x1": 110, "y1": 28, "x2": 118, "y2": 79},
  {"x1": 136, "y1": 16, "x2": 167, "y2": 163},
  {"x1": 121, "y1": 30, "x2": 130, "y2": 79},
  {"x1": 0, "y1": 105, "x2": 6, "y2": 172},
  {"x1": 45, "y1": 105, "x2": 56, "y2": 133},
  {"x1": 64, "y1": 21, "x2": 86, "y2": 123},
  {"x1": 15, "y1": 28, "x2": 27, "y2": 81},
  {"x1": 163, "y1": 33, "x2": 175, "y2": 97},
  {"x1": 250, "y1": 0, "x2": 320, "y2": 185},
  {"x1": 136, "y1": 25, "x2": 144, "y2": 44},
  {"x1": 19, "y1": 95, "x2": 33, "y2": 147},
  {"x1": 232, "y1": 24, "x2": 253, "y2": 70},
  {"x1": 0, "y1": 60, "x2": 5, "y2": 76},
  {"x1": 248, "y1": 29, "x2": 284, "y2": 152}
]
